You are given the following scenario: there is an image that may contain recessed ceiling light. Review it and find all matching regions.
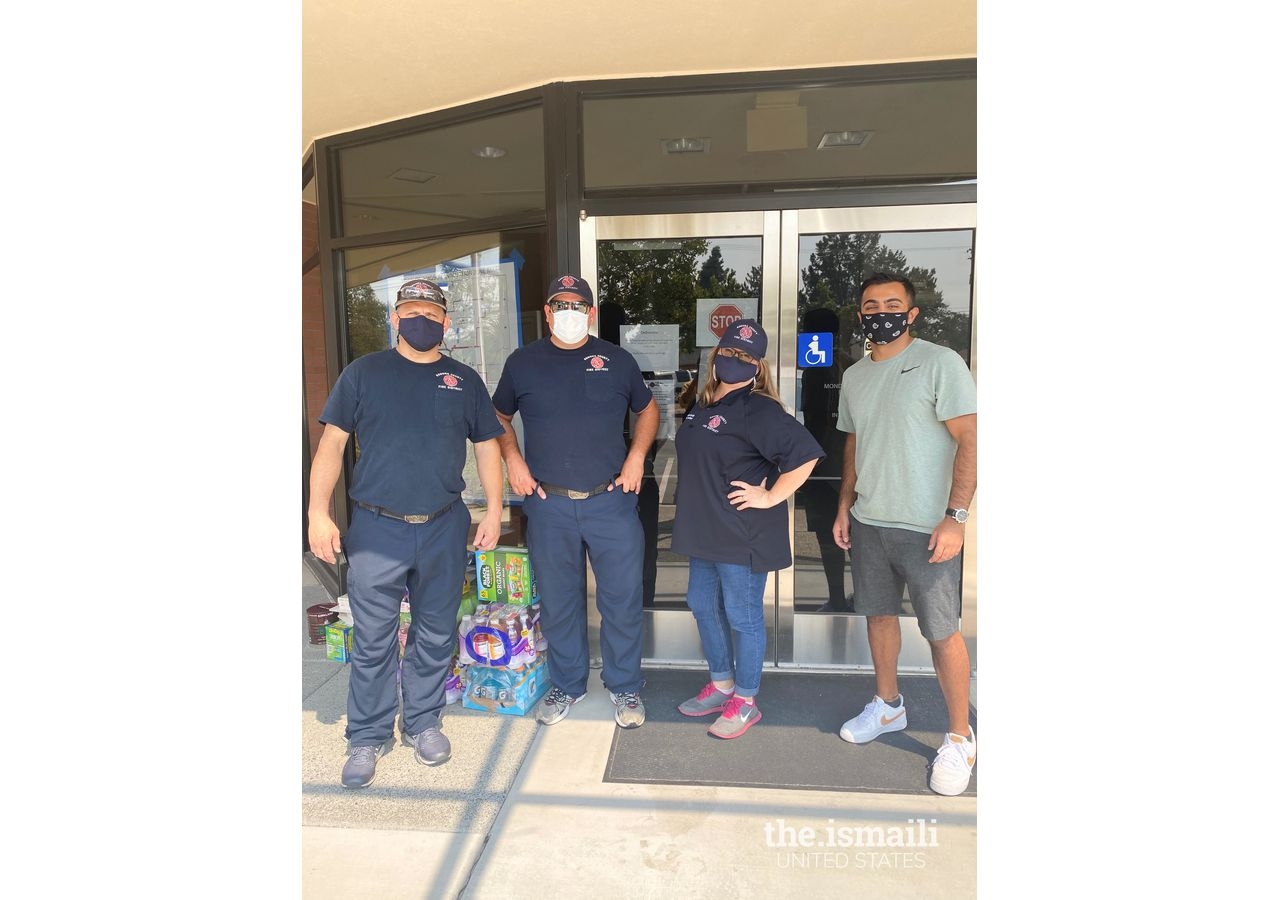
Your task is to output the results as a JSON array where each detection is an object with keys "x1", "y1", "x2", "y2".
[
  {"x1": 817, "y1": 130, "x2": 873, "y2": 149},
  {"x1": 661, "y1": 137, "x2": 710, "y2": 155},
  {"x1": 472, "y1": 146, "x2": 507, "y2": 159},
  {"x1": 390, "y1": 167, "x2": 436, "y2": 183}
]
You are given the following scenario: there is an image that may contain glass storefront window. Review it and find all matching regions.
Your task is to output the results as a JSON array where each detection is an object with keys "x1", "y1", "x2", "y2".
[
  {"x1": 584, "y1": 78, "x2": 975, "y2": 194},
  {"x1": 336, "y1": 106, "x2": 544, "y2": 237},
  {"x1": 792, "y1": 227, "x2": 974, "y2": 615},
  {"x1": 339, "y1": 228, "x2": 546, "y2": 505}
]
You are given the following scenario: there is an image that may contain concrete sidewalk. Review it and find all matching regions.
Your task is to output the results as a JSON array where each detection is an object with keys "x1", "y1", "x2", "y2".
[{"x1": 301, "y1": 561, "x2": 976, "y2": 899}]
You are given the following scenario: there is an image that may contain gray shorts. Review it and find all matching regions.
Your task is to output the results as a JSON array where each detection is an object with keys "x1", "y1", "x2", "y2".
[{"x1": 850, "y1": 516, "x2": 962, "y2": 640}]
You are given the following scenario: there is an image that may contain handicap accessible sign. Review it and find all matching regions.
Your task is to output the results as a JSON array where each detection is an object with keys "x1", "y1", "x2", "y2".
[{"x1": 797, "y1": 332, "x2": 834, "y2": 368}]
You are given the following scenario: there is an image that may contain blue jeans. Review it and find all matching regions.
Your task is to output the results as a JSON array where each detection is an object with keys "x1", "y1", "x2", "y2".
[{"x1": 684, "y1": 557, "x2": 768, "y2": 697}]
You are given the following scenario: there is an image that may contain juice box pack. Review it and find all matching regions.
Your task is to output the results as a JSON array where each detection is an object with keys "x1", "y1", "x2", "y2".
[
  {"x1": 474, "y1": 548, "x2": 538, "y2": 606},
  {"x1": 462, "y1": 655, "x2": 549, "y2": 716},
  {"x1": 325, "y1": 621, "x2": 354, "y2": 663},
  {"x1": 457, "y1": 577, "x2": 478, "y2": 624}
]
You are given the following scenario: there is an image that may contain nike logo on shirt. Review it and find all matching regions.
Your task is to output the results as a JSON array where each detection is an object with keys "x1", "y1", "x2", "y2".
[{"x1": 900, "y1": 365, "x2": 920, "y2": 374}]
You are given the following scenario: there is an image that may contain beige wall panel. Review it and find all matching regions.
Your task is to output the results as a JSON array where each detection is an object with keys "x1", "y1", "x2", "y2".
[{"x1": 304, "y1": 0, "x2": 976, "y2": 152}]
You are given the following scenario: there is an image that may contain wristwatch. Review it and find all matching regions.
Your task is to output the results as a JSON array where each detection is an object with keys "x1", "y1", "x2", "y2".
[{"x1": 945, "y1": 507, "x2": 969, "y2": 524}]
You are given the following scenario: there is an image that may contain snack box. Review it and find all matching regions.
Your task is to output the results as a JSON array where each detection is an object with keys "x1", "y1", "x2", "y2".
[
  {"x1": 474, "y1": 547, "x2": 538, "y2": 606},
  {"x1": 462, "y1": 655, "x2": 548, "y2": 716},
  {"x1": 325, "y1": 621, "x2": 354, "y2": 663}
]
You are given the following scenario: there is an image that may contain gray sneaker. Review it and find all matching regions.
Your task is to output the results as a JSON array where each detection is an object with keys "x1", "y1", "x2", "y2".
[
  {"x1": 402, "y1": 725, "x2": 451, "y2": 766},
  {"x1": 609, "y1": 690, "x2": 646, "y2": 729},
  {"x1": 341, "y1": 736, "x2": 394, "y2": 789},
  {"x1": 535, "y1": 687, "x2": 586, "y2": 725},
  {"x1": 707, "y1": 696, "x2": 762, "y2": 740},
  {"x1": 678, "y1": 682, "x2": 732, "y2": 717}
]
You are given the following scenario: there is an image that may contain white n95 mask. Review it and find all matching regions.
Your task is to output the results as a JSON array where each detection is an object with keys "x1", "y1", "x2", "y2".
[{"x1": 552, "y1": 309, "x2": 589, "y2": 343}]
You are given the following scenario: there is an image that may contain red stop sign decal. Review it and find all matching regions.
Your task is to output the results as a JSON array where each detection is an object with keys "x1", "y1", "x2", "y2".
[{"x1": 709, "y1": 304, "x2": 744, "y2": 338}]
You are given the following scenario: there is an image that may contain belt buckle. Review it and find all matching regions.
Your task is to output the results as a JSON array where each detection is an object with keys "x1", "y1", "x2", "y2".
[
  {"x1": 567, "y1": 489, "x2": 590, "y2": 500},
  {"x1": 404, "y1": 514, "x2": 430, "y2": 524}
]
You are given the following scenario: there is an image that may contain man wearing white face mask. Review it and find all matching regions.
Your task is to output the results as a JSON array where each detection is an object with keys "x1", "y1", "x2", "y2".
[{"x1": 493, "y1": 275, "x2": 659, "y2": 729}]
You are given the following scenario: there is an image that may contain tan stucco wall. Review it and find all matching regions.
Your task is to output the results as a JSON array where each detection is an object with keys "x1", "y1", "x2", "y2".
[{"x1": 303, "y1": 0, "x2": 976, "y2": 154}]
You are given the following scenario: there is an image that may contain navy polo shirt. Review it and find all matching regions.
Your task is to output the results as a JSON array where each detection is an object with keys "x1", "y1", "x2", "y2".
[
  {"x1": 492, "y1": 336, "x2": 653, "y2": 492},
  {"x1": 671, "y1": 386, "x2": 825, "y2": 573},
  {"x1": 319, "y1": 349, "x2": 505, "y2": 513}
]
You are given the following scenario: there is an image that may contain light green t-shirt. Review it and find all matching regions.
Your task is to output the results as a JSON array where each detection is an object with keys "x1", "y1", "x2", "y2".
[{"x1": 836, "y1": 338, "x2": 976, "y2": 534}]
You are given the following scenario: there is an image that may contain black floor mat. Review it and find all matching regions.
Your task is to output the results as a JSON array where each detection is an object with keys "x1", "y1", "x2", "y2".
[{"x1": 604, "y1": 669, "x2": 976, "y2": 796}]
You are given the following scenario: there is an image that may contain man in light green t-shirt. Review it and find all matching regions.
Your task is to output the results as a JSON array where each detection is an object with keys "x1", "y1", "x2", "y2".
[{"x1": 832, "y1": 272, "x2": 978, "y2": 797}]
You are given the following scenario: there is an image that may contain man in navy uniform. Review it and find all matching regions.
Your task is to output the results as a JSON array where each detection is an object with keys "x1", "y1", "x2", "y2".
[
  {"x1": 493, "y1": 275, "x2": 658, "y2": 728},
  {"x1": 309, "y1": 278, "x2": 506, "y2": 789}
]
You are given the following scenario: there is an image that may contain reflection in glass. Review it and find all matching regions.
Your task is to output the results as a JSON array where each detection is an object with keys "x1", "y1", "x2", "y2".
[
  {"x1": 336, "y1": 106, "x2": 544, "y2": 237},
  {"x1": 596, "y1": 237, "x2": 762, "y2": 610},
  {"x1": 339, "y1": 229, "x2": 546, "y2": 506},
  {"x1": 793, "y1": 229, "x2": 974, "y2": 615},
  {"x1": 584, "y1": 78, "x2": 975, "y2": 193}
]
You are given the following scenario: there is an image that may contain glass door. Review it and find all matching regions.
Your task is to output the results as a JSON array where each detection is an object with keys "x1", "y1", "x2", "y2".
[
  {"x1": 582, "y1": 212, "x2": 781, "y2": 666},
  {"x1": 778, "y1": 205, "x2": 977, "y2": 670}
]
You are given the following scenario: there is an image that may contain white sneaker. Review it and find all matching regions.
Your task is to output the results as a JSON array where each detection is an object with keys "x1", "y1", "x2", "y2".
[
  {"x1": 839, "y1": 694, "x2": 908, "y2": 744},
  {"x1": 929, "y1": 730, "x2": 976, "y2": 796}
]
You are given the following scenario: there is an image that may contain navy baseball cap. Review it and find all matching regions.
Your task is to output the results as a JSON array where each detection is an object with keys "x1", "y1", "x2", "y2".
[
  {"x1": 717, "y1": 318, "x2": 767, "y2": 360},
  {"x1": 396, "y1": 279, "x2": 448, "y2": 310},
  {"x1": 545, "y1": 274, "x2": 595, "y2": 307}
]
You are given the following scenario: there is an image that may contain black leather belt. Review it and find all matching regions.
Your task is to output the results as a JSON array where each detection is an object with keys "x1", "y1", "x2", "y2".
[
  {"x1": 539, "y1": 478, "x2": 615, "y2": 500},
  {"x1": 356, "y1": 498, "x2": 457, "y2": 524}
]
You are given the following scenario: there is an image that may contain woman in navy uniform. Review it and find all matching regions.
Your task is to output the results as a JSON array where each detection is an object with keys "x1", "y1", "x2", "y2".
[{"x1": 671, "y1": 319, "x2": 825, "y2": 739}]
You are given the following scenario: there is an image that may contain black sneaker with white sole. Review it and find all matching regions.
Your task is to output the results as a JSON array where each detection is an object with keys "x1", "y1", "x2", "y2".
[{"x1": 341, "y1": 736, "x2": 395, "y2": 789}]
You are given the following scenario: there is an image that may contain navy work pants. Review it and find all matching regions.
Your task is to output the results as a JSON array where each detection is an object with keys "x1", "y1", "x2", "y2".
[
  {"x1": 342, "y1": 501, "x2": 469, "y2": 747},
  {"x1": 522, "y1": 487, "x2": 645, "y2": 697}
]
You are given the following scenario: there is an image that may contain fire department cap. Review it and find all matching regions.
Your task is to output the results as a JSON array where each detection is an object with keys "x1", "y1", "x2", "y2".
[
  {"x1": 545, "y1": 274, "x2": 595, "y2": 307},
  {"x1": 716, "y1": 318, "x2": 767, "y2": 359},
  {"x1": 395, "y1": 279, "x2": 448, "y2": 310}
]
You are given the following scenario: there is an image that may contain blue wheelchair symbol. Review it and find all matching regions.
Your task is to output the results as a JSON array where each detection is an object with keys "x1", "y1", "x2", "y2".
[{"x1": 797, "y1": 332, "x2": 834, "y2": 368}]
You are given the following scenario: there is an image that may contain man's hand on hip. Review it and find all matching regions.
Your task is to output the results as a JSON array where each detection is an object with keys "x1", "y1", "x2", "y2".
[
  {"x1": 505, "y1": 456, "x2": 541, "y2": 497},
  {"x1": 614, "y1": 453, "x2": 645, "y2": 493}
]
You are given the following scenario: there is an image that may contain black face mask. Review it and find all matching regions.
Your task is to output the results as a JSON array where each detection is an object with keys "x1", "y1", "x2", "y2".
[
  {"x1": 398, "y1": 315, "x2": 444, "y2": 352},
  {"x1": 860, "y1": 311, "x2": 910, "y2": 345},
  {"x1": 715, "y1": 356, "x2": 759, "y2": 385}
]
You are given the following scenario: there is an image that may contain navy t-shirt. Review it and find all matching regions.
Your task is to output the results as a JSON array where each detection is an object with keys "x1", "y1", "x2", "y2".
[
  {"x1": 671, "y1": 386, "x2": 825, "y2": 573},
  {"x1": 492, "y1": 336, "x2": 653, "y2": 492},
  {"x1": 319, "y1": 350, "x2": 505, "y2": 513}
]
